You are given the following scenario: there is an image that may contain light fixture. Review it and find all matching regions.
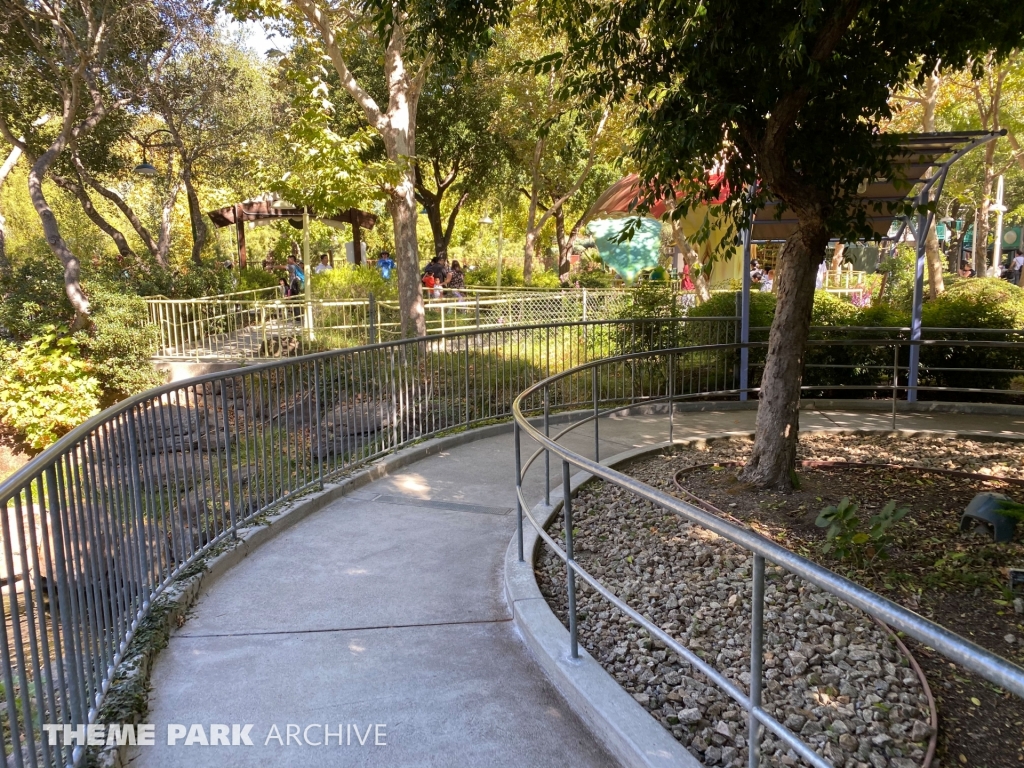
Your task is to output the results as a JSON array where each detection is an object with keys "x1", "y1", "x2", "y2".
[
  {"x1": 479, "y1": 216, "x2": 493, "y2": 225},
  {"x1": 133, "y1": 161, "x2": 158, "y2": 177}
]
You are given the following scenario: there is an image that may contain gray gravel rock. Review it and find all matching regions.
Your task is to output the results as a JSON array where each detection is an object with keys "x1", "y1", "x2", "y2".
[{"x1": 536, "y1": 439, "x2": 935, "y2": 768}]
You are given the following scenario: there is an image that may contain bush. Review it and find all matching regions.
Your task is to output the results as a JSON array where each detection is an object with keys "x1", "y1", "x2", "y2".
[
  {"x1": 464, "y1": 263, "x2": 527, "y2": 287},
  {"x1": 237, "y1": 267, "x2": 282, "y2": 292},
  {"x1": 0, "y1": 328, "x2": 100, "y2": 452},
  {"x1": 687, "y1": 291, "x2": 776, "y2": 325},
  {"x1": 0, "y1": 252, "x2": 75, "y2": 340},
  {"x1": 312, "y1": 263, "x2": 396, "y2": 301},
  {"x1": 921, "y1": 277, "x2": 1024, "y2": 329},
  {"x1": 529, "y1": 269, "x2": 563, "y2": 288},
  {"x1": 77, "y1": 286, "x2": 164, "y2": 406}
]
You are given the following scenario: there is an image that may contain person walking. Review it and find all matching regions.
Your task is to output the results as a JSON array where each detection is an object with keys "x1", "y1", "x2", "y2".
[
  {"x1": 314, "y1": 254, "x2": 333, "y2": 274},
  {"x1": 377, "y1": 251, "x2": 396, "y2": 280},
  {"x1": 1011, "y1": 252, "x2": 1024, "y2": 285},
  {"x1": 447, "y1": 260, "x2": 466, "y2": 298}
]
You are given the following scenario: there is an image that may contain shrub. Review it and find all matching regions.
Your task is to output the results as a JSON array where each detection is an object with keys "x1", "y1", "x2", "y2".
[
  {"x1": 77, "y1": 286, "x2": 164, "y2": 405},
  {"x1": 921, "y1": 277, "x2": 1024, "y2": 329},
  {"x1": 0, "y1": 252, "x2": 75, "y2": 340},
  {"x1": 237, "y1": 267, "x2": 282, "y2": 292},
  {"x1": 0, "y1": 328, "x2": 101, "y2": 451},
  {"x1": 815, "y1": 497, "x2": 909, "y2": 566},
  {"x1": 687, "y1": 290, "x2": 776, "y2": 325},
  {"x1": 529, "y1": 269, "x2": 563, "y2": 288},
  {"x1": 312, "y1": 263, "x2": 396, "y2": 301}
]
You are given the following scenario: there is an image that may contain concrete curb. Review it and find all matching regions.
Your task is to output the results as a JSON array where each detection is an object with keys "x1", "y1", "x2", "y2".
[{"x1": 504, "y1": 423, "x2": 1024, "y2": 768}]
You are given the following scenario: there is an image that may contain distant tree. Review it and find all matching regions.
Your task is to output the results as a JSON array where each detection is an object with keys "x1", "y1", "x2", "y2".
[
  {"x1": 540, "y1": 0, "x2": 1024, "y2": 488},
  {"x1": 0, "y1": 0, "x2": 173, "y2": 326},
  {"x1": 229, "y1": 0, "x2": 508, "y2": 335},
  {"x1": 414, "y1": 65, "x2": 513, "y2": 261}
]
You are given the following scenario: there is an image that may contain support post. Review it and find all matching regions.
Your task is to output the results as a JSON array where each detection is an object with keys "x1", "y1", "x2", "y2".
[
  {"x1": 668, "y1": 352, "x2": 675, "y2": 444},
  {"x1": 562, "y1": 460, "x2": 578, "y2": 659},
  {"x1": 592, "y1": 365, "x2": 600, "y2": 463},
  {"x1": 352, "y1": 221, "x2": 362, "y2": 266},
  {"x1": 908, "y1": 209, "x2": 928, "y2": 403},
  {"x1": 740, "y1": 224, "x2": 752, "y2": 401},
  {"x1": 234, "y1": 203, "x2": 247, "y2": 269},
  {"x1": 515, "y1": 421, "x2": 524, "y2": 562},
  {"x1": 748, "y1": 554, "x2": 766, "y2": 768},
  {"x1": 544, "y1": 387, "x2": 551, "y2": 507},
  {"x1": 368, "y1": 293, "x2": 377, "y2": 344}
]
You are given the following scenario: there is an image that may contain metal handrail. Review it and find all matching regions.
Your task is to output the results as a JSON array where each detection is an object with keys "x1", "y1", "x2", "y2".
[
  {"x1": 0, "y1": 315, "x2": 743, "y2": 768},
  {"x1": 510, "y1": 340, "x2": 1024, "y2": 768}
]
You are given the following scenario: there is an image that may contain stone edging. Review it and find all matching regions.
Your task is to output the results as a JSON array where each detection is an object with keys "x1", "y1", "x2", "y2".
[{"x1": 502, "y1": 425, "x2": 1019, "y2": 768}]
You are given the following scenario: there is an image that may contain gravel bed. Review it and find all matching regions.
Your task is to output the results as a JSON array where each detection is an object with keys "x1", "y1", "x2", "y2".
[{"x1": 536, "y1": 440, "x2": 940, "y2": 768}]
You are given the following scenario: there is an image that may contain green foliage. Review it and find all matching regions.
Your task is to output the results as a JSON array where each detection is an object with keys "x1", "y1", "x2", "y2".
[
  {"x1": 529, "y1": 270, "x2": 563, "y2": 288},
  {"x1": 574, "y1": 267, "x2": 615, "y2": 288},
  {"x1": 236, "y1": 268, "x2": 283, "y2": 292},
  {"x1": 312, "y1": 264, "x2": 396, "y2": 301},
  {"x1": 922, "y1": 278, "x2": 1024, "y2": 329},
  {"x1": 687, "y1": 291, "x2": 776, "y2": 324},
  {"x1": 876, "y1": 249, "x2": 917, "y2": 308},
  {"x1": 76, "y1": 287, "x2": 164, "y2": 406},
  {"x1": 464, "y1": 263, "x2": 527, "y2": 287},
  {"x1": 811, "y1": 291, "x2": 858, "y2": 327},
  {"x1": 0, "y1": 328, "x2": 101, "y2": 451},
  {"x1": 0, "y1": 251, "x2": 76, "y2": 340},
  {"x1": 816, "y1": 497, "x2": 909, "y2": 566}
]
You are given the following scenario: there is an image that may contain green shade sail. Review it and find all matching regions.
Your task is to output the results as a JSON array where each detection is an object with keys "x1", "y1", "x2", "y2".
[{"x1": 586, "y1": 217, "x2": 663, "y2": 282}]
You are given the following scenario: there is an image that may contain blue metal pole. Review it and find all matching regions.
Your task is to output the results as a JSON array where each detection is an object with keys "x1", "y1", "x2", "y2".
[
  {"x1": 908, "y1": 211, "x2": 927, "y2": 403},
  {"x1": 740, "y1": 226, "x2": 752, "y2": 401}
]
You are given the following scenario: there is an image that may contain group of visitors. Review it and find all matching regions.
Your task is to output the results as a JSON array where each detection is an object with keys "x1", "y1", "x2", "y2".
[
  {"x1": 421, "y1": 255, "x2": 466, "y2": 299},
  {"x1": 750, "y1": 260, "x2": 775, "y2": 292},
  {"x1": 277, "y1": 256, "x2": 306, "y2": 298}
]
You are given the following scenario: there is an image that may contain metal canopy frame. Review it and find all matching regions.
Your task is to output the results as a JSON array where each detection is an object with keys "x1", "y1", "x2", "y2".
[{"x1": 738, "y1": 130, "x2": 1004, "y2": 402}]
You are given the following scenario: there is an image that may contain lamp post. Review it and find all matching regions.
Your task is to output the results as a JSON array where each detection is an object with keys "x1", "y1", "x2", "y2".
[
  {"x1": 993, "y1": 175, "x2": 1007, "y2": 272},
  {"x1": 480, "y1": 201, "x2": 504, "y2": 290}
]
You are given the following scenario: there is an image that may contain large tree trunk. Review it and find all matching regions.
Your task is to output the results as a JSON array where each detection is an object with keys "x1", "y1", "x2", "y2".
[
  {"x1": 79, "y1": 167, "x2": 168, "y2": 267},
  {"x1": 53, "y1": 174, "x2": 136, "y2": 264},
  {"x1": 183, "y1": 166, "x2": 207, "y2": 266},
  {"x1": 921, "y1": 68, "x2": 945, "y2": 298},
  {"x1": 0, "y1": 144, "x2": 20, "y2": 275},
  {"x1": 738, "y1": 218, "x2": 829, "y2": 489},
  {"x1": 28, "y1": 149, "x2": 90, "y2": 328},
  {"x1": 555, "y1": 207, "x2": 570, "y2": 279}
]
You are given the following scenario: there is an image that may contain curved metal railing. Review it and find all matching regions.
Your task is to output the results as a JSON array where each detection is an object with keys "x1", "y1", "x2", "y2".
[
  {"x1": 0, "y1": 315, "x2": 736, "y2": 768},
  {"x1": 511, "y1": 341, "x2": 1024, "y2": 768}
]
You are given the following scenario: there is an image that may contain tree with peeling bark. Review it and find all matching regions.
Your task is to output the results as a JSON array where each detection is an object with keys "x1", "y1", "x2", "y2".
[
  {"x1": 0, "y1": 0, "x2": 172, "y2": 327},
  {"x1": 228, "y1": 0, "x2": 510, "y2": 336},
  {"x1": 536, "y1": 0, "x2": 1024, "y2": 489},
  {"x1": 414, "y1": 65, "x2": 513, "y2": 261},
  {"x1": 480, "y1": 8, "x2": 618, "y2": 284},
  {"x1": 890, "y1": 63, "x2": 947, "y2": 298}
]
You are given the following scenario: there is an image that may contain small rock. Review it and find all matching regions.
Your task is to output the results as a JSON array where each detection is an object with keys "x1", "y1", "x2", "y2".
[
  {"x1": 704, "y1": 745, "x2": 722, "y2": 764},
  {"x1": 909, "y1": 720, "x2": 933, "y2": 742},
  {"x1": 632, "y1": 693, "x2": 650, "y2": 706},
  {"x1": 839, "y1": 733, "x2": 859, "y2": 752},
  {"x1": 678, "y1": 707, "x2": 702, "y2": 724},
  {"x1": 1005, "y1": 634, "x2": 1017, "y2": 644},
  {"x1": 1014, "y1": 597, "x2": 1024, "y2": 615}
]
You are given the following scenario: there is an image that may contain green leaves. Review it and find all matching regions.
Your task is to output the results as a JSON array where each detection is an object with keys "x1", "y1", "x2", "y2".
[
  {"x1": 0, "y1": 327, "x2": 100, "y2": 451},
  {"x1": 816, "y1": 496, "x2": 910, "y2": 566}
]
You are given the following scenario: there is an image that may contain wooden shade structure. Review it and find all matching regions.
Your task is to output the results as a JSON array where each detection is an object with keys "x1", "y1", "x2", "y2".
[{"x1": 207, "y1": 200, "x2": 378, "y2": 268}]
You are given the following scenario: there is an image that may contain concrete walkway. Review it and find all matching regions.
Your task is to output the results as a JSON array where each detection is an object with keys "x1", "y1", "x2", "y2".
[{"x1": 130, "y1": 406, "x2": 1024, "y2": 767}]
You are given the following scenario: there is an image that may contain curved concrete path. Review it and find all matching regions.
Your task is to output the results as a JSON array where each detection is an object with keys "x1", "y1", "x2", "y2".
[{"x1": 130, "y1": 406, "x2": 1024, "y2": 767}]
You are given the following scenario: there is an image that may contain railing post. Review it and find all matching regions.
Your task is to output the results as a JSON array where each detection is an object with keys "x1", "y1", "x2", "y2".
[
  {"x1": 668, "y1": 352, "x2": 675, "y2": 444},
  {"x1": 475, "y1": 293, "x2": 481, "y2": 328},
  {"x1": 582, "y1": 288, "x2": 588, "y2": 322},
  {"x1": 220, "y1": 383, "x2": 239, "y2": 536},
  {"x1": 544, "y1": 387, "x2": 551, "y2": 507},
  {"x1": 748, "y1": 553, "x2": 765, "y2": 768},
  {"x1": 892, "y1": 342, "x2": 899, "y2": 430},
  {"x1": 562, "y1": 460, "x2": 578, "y2": 659},
  {"x1": 514, "y1": 421, "x2": 524, "y2": 562},
  {"x1": 368, "y1": 292, "x2": 377, "y2": 344},
  {"x1": 313, "y1": 360, "x2": 325, "y2": 489},
  {"x1": 592, "y1": 365, "x2": 600, "y2": 463}
]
